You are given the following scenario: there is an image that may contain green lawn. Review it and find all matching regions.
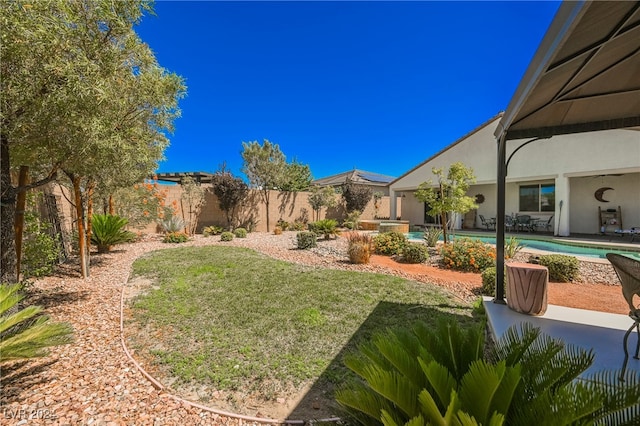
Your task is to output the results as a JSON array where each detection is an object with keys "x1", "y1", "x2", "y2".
[{"x1": 127, "y1": 245, "x2": 483, "y2": 398}]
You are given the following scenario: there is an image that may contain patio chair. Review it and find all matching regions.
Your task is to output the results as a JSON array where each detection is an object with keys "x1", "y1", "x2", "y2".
[
  {"x1": 536, "y1": 215, "x2": 554, "y2": 232},
  {"x1": 515, "y1": 215, "x2": 533, "y2": 232},
  {"x1": 505, "y1": 215, "x2": 516, "y2": 232},
  {"x1": 479, "y1": 215, "x2": 495, "y2": 230},
  {"x1": 606, "y1": 253, "x2": 640, "y2": 380}
]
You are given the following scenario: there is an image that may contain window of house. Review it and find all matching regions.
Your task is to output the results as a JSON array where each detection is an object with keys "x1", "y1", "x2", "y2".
[{"x1": 519, "y1": 184, "x2": 555, "y2": 212}]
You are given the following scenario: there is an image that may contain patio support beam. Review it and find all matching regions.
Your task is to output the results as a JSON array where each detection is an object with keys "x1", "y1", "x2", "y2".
[{"x1": 494, "y1": 133, "x2": 507, "y2": 304}]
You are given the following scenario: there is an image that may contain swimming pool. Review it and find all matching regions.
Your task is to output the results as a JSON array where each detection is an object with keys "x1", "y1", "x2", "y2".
[{"x1": 407, "y1": 232, "x2": 640, "y2": 259}]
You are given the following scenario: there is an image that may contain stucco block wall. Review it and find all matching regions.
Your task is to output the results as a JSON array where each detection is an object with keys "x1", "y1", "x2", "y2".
[{"x1": 139, "y1": 185, "x2": 401, "y2": 234}]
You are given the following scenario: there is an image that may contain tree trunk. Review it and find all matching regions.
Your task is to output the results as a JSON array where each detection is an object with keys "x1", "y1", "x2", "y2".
[
  {"x1": 264, "y1": 190, "x2": 271, "y2": 232},
  {"x1": 86, "y1": 180, "x2": 95, "y2": 251},
  {"x1": 108, "y1": 194, "x2": 114, "y2": 215},
  {"x1": 439, "y1": 184, "x2": 448, "y2": 244},
  {"x1": 72, "y1": 175, "x2": 89, "y2": 278},
  {"x1": 14, "y1": 166, "x2": 29, "y2": 282},
  {"x1": 0, "y1": 133, "x2": 17, "y2": 284}
]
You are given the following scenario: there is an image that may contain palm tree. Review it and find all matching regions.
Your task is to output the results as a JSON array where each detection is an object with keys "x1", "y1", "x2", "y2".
[{"x1": 1, "y1": 284, "x2": 74, "y2": 362}]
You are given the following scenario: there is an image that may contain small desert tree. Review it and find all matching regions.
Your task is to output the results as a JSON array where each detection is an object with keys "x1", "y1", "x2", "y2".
[
  {"x1": 414, "y1": 162, "x2": 478, "y2": 244},
  {"x1": 241, "y1": 140, "x2": 287, "y2": 232},
  {"x1": 210, "y1": 168, "x2": 248, "y2": 229},
  {"x1": 180, "y1": 176, "x2": 206, "y2": 235},
  {"x1": 342, "y1": 180, "x2": 373, "y2": 214},
  {"x1": 308, "y1": 186, "x2": 337, "y2": 221},
  {"x1": 280, "y1": 160, "x2": 312, "y2": 192}
]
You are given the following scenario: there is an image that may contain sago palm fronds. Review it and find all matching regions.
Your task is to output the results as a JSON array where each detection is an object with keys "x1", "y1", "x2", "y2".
[
  {"x1": 91, "y1": 214, "x2": 136, "y2": 253},
  {"x1": 0, "y1": 284, "x2": 74, "y2": 363},
  {"x1": 336, "y1": 319, "x2": 640, "y2": 426}
]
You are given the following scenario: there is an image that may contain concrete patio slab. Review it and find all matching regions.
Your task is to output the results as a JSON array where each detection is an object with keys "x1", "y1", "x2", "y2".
[{"x1": 483, "y1": 296, "x2": 640, "y2": 376}]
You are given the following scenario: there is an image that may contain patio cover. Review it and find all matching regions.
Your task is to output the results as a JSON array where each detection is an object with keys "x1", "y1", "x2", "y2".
[{"x1": 493, "y1": 0, "x2": 640, "y2": 302}]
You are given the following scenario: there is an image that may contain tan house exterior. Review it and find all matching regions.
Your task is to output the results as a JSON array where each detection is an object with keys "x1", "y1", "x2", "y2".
[{"x1": 389, "y1": 114, "x2": 640, "y2": 236}]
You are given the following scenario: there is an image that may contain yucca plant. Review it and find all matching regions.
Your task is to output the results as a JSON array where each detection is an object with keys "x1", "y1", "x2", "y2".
[
  {"x1": 91, "y1": 214, "x2": 137, "y2": 253},
  {"x1": 422, "y1": 227, "x2": 442, "y2": 247},
  {"x1": 504, "y1": 236, "x2": 523, "y2": 259},
  {"x1": 336, "y1": 320, "x2": 640, "y2": 426},
  {"x1": 0, "y1": 284, "x2": 74, "y2": 363}
]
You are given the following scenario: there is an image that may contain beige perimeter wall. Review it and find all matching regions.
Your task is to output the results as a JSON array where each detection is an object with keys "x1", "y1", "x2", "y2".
[{"x1": 145, "y1": 185, "x2": 402, "y2": 234}]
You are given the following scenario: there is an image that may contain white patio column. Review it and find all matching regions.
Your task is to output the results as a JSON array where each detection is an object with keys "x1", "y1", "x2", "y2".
[
  {"x1": 389, "y1": 189, "x2": 397, "y2": 220},
  {"x1": 555, "y1": 175, "x2": 570, "y2": 236}
]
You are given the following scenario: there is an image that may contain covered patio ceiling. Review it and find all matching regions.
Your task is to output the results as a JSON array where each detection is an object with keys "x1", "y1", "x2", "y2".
[
  {"x1": 495, "y1": 0, "x2": 640, "y2": 141},
  {"x1": 493, "y1": 0, "x2": 640, "y2": 303}
]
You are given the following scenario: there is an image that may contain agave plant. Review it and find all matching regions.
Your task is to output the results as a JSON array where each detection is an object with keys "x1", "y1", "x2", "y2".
[
  {"x1": 91, "y1": 214, "x2": 136, "y2": 253},
  {"x1": 0, "y1": 284, "x2": 74, "y2": 363},
  {"x1": 160, "y1": 215, "x2": 186, "y2": 233},
  {"x1": 336, "y1": 319, "x2": 640, "y2": 426}
]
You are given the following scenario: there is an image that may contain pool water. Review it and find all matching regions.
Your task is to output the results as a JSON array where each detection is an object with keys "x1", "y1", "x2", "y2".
[{"x1": 407, "y1": 232, "x2": 640, "y2": 259}]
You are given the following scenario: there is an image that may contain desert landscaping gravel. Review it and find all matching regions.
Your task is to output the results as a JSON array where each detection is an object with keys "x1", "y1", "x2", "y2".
[{"x1": 1, "y1": 231, "x2": 623, "y2": 425}]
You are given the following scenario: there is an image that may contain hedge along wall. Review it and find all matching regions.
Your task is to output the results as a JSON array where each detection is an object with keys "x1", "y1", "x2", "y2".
[{"x1": 142, "y1": 184, "x2": 402, "y2": 234}]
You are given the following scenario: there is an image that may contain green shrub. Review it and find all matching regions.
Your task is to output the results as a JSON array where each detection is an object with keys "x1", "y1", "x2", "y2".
[
  {"x1": 163, "y1": 232, "x2": 189, "y2": 243},
  {"x1": 346, "y1": 232, "x2": 373, "y2": 264},
  {"x1": 422, "y1": 226, "x2": 442, "y2": 247},
  {"x1": 296, "y1": 231, "x2": 317, "y2": 249},
  {"x1": 220, "y1": 231, "x2": 234, "y2": 242},
  {"x1": 309, "y1": 219, "x2": 340, "y2": 240},
  {"x1": 538, "y1": 254, "x2": 580, "y2": 282},
  {"x1": 91, "y1": 214, "x2": 136, "y2": 253},
  {"x1": 203, "y1": 225, "x2": 223, "y2": 236},
  {"x1": 481, "y1": 266, "x2": 497, "y2": 295},
  {"x1": 276, "y1": 219, "x2": 289, "y2": 231},
  {"x1": 233, "y1": 228, "x2": 247, "y2": 238},
  {"x1": 22, "y1": 232, "x2": 60, "y2": 278},
  {"x1": 0, "y1": 283, "x2": 74, "y2": 362},
  {"x1": 440, "y1": 237, "x2": 496, "y2": 272},
  {"x1": 373, "y1": 231, "x2": 407, "y2": 256},
  {"x1": 401, "y1": 242, "x2": 429, "y2": 264},
  {"x1": 20, "y1": 208, "x2": 61, "y2": 278}
]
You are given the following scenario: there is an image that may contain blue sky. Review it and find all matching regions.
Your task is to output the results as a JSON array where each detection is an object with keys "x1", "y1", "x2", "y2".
[{"x1": 135, "y1": 0, "x2": 561, "y2": 181}]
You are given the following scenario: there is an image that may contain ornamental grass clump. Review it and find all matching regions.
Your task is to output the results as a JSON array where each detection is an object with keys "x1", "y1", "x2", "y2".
[
  {"x1": 440, "y1": 237, "x2": 496, "y2": 272},
  {"x1": 537, "y1": 254, "x2": 580, "y2": 282},
  {"x1": 345, "y1": 232, "x2": 373, "y2": 264},
  {"x1": 373, "y1": 231, "x2": 407, "y2": 256}
]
